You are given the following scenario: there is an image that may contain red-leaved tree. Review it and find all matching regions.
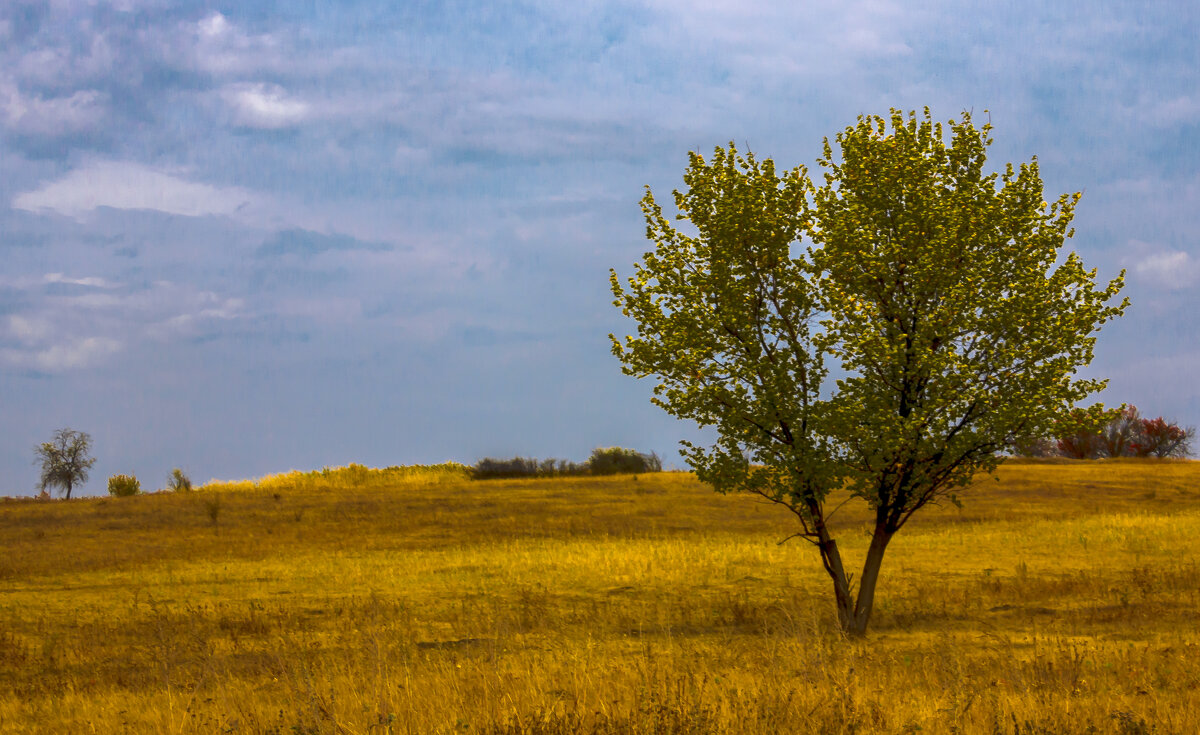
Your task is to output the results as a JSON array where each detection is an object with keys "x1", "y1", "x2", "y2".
[
  {"x1": 1132, "y1": 417, "x2": 1195, "y2": 458},
  {"x1": 1054, "y1": 407, "x2": 1113, "y2": 459},
  {"x1": 1016, "y1": 407, "x2": 1195, "y2": 460}
]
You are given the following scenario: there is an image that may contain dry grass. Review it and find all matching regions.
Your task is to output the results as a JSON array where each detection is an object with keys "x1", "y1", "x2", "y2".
[{"x1": 1, "y1": 459, "x2": 1198, "y2": 733}]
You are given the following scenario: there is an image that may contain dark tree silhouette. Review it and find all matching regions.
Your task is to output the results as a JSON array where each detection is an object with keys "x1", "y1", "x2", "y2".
[{"x1": 35, "y1": 428, "x2": 96, "y2": 499}]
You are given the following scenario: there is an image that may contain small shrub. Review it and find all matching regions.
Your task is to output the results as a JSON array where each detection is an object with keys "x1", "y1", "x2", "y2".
[
  {"x1": 587, "y1": 447, "x2": 662, "y2": 475},
  {"x1": 107, "y1": 474, "x2": 141, "y2": 497},
  {"x1": 168, "y1": 468, "x2": 193, "y2": 492}
]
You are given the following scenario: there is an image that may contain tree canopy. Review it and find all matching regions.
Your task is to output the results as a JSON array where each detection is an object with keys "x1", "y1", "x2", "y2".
[{"x1": 610, "y1": 109, "x2": 1127, "y2": 636}]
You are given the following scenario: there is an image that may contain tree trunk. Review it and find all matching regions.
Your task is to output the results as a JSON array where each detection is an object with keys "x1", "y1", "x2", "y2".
[
  {"x1": 65, "y1": 481, "x2": 72, "y2": 500},
  {"x1": 815, "y1": 521, "x2": 894, "y2": 638},
  {"x1": 844, "y1": 526, "x2": 893, "y2": 637},
  {"x1": 810, "y1": 512, "x2": 856, "y2": 634},
  {"x1": 820, "y1": 537, "x2": 855, "y2": 633}
]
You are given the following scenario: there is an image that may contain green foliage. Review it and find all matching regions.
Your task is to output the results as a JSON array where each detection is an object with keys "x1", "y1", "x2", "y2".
[
  {"x1": 107, "y1": 474, "x2": 141, "y2": 497},
  {"x1": 610, "y1": 108, "x2": 1128, "y2": 636},
  {"x1": 34, "y1": 428, "x2": 96, "y2": 500},
  {"x1": 611, "y1": 142, "x2": 834, "y2": 510},
  {"x1": 168, "y1": 468, "x2": 193, "y2": 492},
  {"x1": 809, "y1": 109, "x2": 1127, "y2": 510},
  {"x1": 1053, "y1": 405, "x2": 1125, "y2": 459}
]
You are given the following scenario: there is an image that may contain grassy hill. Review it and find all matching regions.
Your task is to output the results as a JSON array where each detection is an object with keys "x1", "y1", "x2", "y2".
[{"x1": 1, "y1": 459, "x2": 1199, "y2": 733}]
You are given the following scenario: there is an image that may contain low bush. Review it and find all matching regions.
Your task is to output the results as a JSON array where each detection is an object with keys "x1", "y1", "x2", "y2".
[
  {"x1": 107, "y1": 474, "x2": 141, "y2": 497},
  {"x1": 472, "y1": 457, "x2": 542, "y2": 479},
  {"x1": 588, "y1": 447, "x2": 662, "y2": 475},
  {"x1": 472, "y1": 456, "x2": 586, "y2": 479},
  {"x1": 472, "y1": 448, "x2": 660, "y2": 480}
]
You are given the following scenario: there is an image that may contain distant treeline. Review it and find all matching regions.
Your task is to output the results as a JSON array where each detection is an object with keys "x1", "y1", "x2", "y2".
[
  {"x1": 63, "y1": 453, "x2": 663, "y2": 499},
  {"x1": 473, "y1": 447, "x2": 662, "y2": 479},
  {"x1": 1012, "y1": 405, "x2": 1194, "y2": 459}
]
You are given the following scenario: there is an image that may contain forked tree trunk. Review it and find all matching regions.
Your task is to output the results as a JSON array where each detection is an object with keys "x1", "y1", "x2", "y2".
[{"x1": 817, "y1": 522, "x2": 894, "y2": 637}]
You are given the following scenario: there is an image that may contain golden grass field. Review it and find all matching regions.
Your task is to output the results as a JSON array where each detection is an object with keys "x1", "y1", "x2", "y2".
[{"x1": 2, "y1": 459, "x2": 1199, "y2": 734}]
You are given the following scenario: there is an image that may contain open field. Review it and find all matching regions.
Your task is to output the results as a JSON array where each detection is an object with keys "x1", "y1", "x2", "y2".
[{"x1": 2, "y1": 459, "x2": 1199, "y2": 734}]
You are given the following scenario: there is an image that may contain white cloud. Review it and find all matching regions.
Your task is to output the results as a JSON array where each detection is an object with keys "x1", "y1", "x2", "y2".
[
  {"x1": 6, "y1": 315, "x2": 51, "y2": 342},
  {"x1": 44, "y1": 273, "x2": 115, "y2": 288},
  {"x1": 33, "y1": 337, "x2": 121, "y2": 370},
  {"x1": 198, "y1": 12, "x2": 232, "y2": 39},
  {"x1": 182, "y1": 12, "x2": 283, "y2": 75},
  {"x1": 3, "y1": 313, "x2": 121, "y2": 371},
  {"x1": 223, "y1": 82, "x2": 309, "y2": 129},
  {"x1": 1, "y1": 279, "x2": 247, "y2": 372},
  {"x1": 9, "y1": 160, "x2": 411, "y2": 239},
  {"x1": 0, "y1": 336, "x2": 122, "y2": 371},
  {"x1": 147, "y1": 295, "x2": 244, "y2": 338},
  {"x1": 0, "y1": 79, "x2": 109, "y2": 137},
  {"x1": 12, "y1": 24, "x2": 118, "y2": 87},
  {"x1": 12, "y1": 161, "x2": 254, "y2": 220},
  {"x1": 1134, "y1": 249, "x2": 1198, "y2": 290}
]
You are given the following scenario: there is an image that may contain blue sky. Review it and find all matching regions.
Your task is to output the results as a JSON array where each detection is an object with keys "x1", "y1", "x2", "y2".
[{"x1": 2, "y1": 1, "x2": 1197, "y2": 494}]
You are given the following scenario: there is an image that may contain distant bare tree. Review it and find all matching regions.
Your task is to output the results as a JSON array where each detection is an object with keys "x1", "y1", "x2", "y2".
[
  {"x1": 1101, "y1": 405, "x2": 1142, "y2": 458},
  {"x1": 168, "y1": 468, "x2": 193, "y2": 492},
  {"x1": 35, "y1": 428, "x2": 96, "y2": 499}
]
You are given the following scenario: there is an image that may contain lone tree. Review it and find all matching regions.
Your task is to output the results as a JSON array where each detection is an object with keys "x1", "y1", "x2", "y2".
[
  {"x1": 610, "y1": 109, "x2": 1127, "y2": 637},
  {"x1": 35, "y1": 428, "x2": 96, "y2": 499}
]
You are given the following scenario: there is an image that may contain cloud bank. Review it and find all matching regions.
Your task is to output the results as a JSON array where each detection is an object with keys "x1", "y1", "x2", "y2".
[{"x1": 0, "y1": 1, "x2": 1196, "y2": 495}]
